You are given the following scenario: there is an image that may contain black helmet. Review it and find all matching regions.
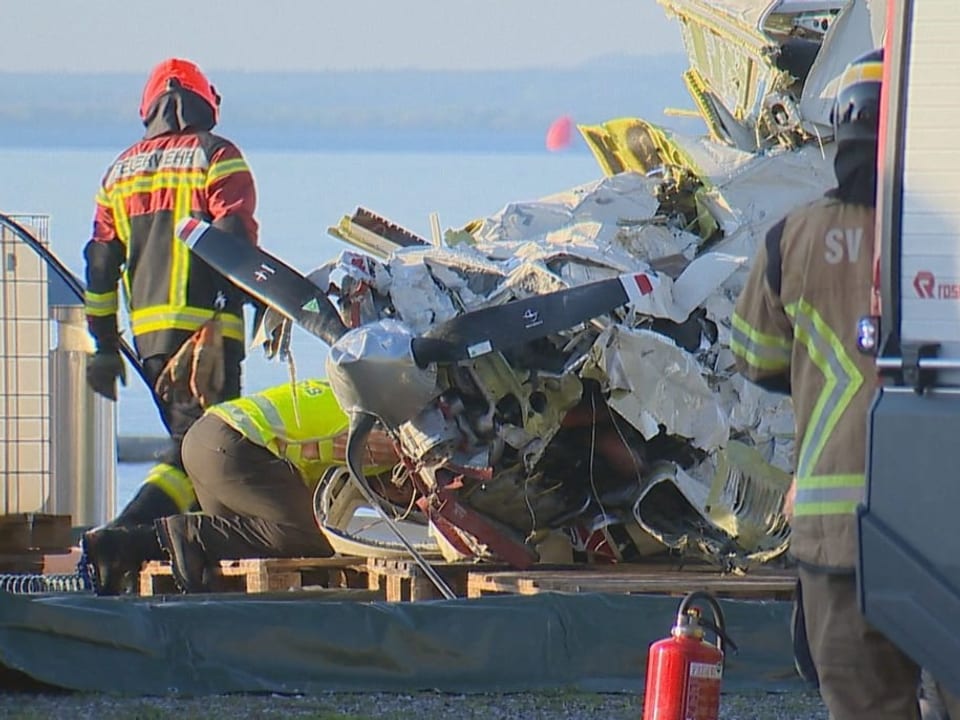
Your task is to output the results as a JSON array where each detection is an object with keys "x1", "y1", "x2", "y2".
[{"x1": 831, "y1": 48, "x2": 883, "y2": 145}]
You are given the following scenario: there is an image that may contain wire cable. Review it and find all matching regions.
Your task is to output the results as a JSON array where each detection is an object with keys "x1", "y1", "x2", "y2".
[{"x1": 0, "y1": 573, "x2": 89, "y2": 594}]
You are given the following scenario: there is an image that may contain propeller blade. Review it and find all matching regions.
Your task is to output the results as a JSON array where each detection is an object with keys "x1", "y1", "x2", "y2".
[
  {"x1": 177, "y1": 218, "x2": 347, "y2": 346},
  {"x1": 178, "y1": 215, "x2": 667, "y2": 373},
  {"x1": 411, "y1": 272, "x2": 660, "y2": 366}
]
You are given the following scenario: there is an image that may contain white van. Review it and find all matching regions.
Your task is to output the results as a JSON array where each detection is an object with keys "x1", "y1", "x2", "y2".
[{"x1": 859, "y1": 0, "x2": 960, "y2": 698}]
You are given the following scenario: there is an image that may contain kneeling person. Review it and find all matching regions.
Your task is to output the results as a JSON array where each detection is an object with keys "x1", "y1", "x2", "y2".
[{"x1": 87, "y1": 379, "x2": 398, "y2": 595}]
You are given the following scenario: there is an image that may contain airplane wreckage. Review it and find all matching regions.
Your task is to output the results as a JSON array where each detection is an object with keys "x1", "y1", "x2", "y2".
[{"x1": 184, "y1": 0, "x2": 883, "y2": 581}]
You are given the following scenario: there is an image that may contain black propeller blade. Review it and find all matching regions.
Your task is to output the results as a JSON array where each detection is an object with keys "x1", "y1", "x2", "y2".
[
  {"x1": 179, "y1": 218, "x2": 662, "y2": 365},
  {"x1": 409, "y1": 274, "x2": 645, "y2": 366},
  {"x1": 177, "y1": 219, "x2": 348, "y2": 346}
]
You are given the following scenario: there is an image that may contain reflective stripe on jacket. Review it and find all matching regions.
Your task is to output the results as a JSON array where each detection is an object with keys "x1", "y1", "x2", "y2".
[
  {"x1": 207, "y1": 379, "x2": 354, "y2": 485},
  {"x1": 731, "y1": 196, "x2": 875, "y2": 570},
  {"x1": 84, "y1": 130, "x2": 257, "y2": 359}
]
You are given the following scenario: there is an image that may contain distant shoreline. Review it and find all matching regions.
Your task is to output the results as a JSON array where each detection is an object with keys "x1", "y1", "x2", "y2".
[
  {"x1": 0, "y1": 56, "x2": 695, "y2": 155},
  {"x1": 0, "y1": 129, "x2": 599, "y2": 155}
]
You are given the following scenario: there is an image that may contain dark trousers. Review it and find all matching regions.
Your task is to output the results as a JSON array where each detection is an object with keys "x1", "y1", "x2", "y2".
[
  {"x1": 163, "y1": 412, "x2": 333, "y2": 561},
  {"x1": 800, "y1": 567, "x2": 960, "y2": 720},
  {"x1": 111, "y1": 343, "x2": 243, "y2": 526},
  {"x1": 142, "y1": 343, "x2": 243, "y2": 470}
]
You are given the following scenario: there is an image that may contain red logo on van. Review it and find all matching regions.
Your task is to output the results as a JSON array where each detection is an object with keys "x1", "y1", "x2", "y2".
[
  {"x1": 914, "y1": 271, "x2": 936, "y2": 299},
  {"x1": 914, "y1": 271, "x2": 960, "y2": 300}
]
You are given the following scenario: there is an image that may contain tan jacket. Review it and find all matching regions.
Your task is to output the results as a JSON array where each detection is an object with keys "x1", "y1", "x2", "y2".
[{"x1": 731, "y1": 196, "x2": 875, "y2": 570}]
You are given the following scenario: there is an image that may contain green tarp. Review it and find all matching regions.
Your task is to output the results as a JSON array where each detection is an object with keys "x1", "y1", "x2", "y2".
[{"x1": 0, "y1": 590, "x2": 802, "y2": 696}]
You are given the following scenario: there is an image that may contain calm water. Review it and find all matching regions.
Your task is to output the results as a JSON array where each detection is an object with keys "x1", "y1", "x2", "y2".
[{"x1": 0, "y1": 146, "x2": 602, "y2": 505}]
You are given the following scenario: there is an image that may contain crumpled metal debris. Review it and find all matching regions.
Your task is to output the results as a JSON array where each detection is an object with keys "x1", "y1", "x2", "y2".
[
  {"x1": 583, "y1": 325, "x2": 729, "y2": 451},
  {"x1": 315, "y1": 165, "x2": 809, "y2": 569}
]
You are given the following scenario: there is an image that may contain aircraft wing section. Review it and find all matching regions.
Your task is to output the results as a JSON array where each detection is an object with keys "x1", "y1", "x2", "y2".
[{"x1": 656, "y1": 0, "x2": 858, "y2": 151}]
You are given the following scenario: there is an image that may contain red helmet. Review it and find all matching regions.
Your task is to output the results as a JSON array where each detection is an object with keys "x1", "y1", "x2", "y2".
[{"x1": 139, "y1": 58, "x2": 220, "y2": 123}]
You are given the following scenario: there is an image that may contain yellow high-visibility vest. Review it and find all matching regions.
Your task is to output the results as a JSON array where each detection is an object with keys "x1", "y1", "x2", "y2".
[{"x1": 207, "y1": 379, "x2": 373, "y2": 484}]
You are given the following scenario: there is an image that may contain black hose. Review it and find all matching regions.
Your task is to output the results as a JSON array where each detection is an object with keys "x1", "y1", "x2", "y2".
[
  {"x1": 0, "y1": 212, "x2": 162, "y2": 415},
  {"x1": 677, "y1": 590, "x2": 738, "y2": 659}
]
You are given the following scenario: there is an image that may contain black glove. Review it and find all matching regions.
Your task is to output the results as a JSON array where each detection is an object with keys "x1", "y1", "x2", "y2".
[{"x1": 86, "y1": 350, "x2": 127, "y2": 401}]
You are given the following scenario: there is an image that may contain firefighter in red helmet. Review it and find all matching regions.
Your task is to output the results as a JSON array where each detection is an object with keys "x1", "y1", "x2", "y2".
[{"x1": 81, "y1": 58, "x2": 260, "y2": 584}]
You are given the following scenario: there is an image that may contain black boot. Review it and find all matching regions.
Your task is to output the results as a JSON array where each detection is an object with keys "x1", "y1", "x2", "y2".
[
  {"x1": 81, "y1": 525, "x2": 164, "y2": 596},
  {"x1": 155, "y1": 515, "x2": 215, "y2": 594}
]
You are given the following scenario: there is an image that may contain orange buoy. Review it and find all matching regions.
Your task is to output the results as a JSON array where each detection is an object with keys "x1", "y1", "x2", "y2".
[{"x1": 545, "y1": 115, "x2": 574, "y2": 152}]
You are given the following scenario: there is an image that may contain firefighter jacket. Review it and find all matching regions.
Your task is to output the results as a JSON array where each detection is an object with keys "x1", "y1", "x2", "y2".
[
  {"x1": 206, "y1": 379, "x2": 392, "y2": 487},
  {"x1": 83, "y1": 111, "x2": 258, "y2": 362},
  {"x1": 731, "y1": 195, "x2": 875, "y2": 570}
]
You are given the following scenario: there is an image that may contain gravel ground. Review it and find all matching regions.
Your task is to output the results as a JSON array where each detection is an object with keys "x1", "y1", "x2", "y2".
[{"x1": 0, "y1": 689, "x2": 829, "y2": 719}]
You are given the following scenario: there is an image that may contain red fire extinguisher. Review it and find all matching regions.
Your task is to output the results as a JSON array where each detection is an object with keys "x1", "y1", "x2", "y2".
[{"x1": 641, "y1": 590, "x2": 737, "y2": 720}]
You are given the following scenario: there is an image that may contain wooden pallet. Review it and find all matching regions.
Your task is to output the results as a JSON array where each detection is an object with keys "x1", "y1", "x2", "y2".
[
  {"x1": 139, "y1": 556, "x2": 370, "y2": 596},
  {"x1": 138, "y1": 554, "x2": 797, "y2": 603},
  {"x1": 363, "y1": 557, "x2": 508, "y2": 602},
  {"x1": 0, "y1": 514, "x2": 72, "y2": 554},
  {"x1": 466, "y1": 564, "x2": 798, "y2": 600},
  {"x1": 0, "y1": 551, "x2": 47, "y2": 574},
  {"x1": 141, "y1": 555, "x2": 500, "y2": 601}
]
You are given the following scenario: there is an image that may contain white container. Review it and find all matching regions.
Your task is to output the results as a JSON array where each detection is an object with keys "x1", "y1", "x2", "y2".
[
  {"x1": 0, "y1": 216, "x2": 51, "y2": 515},
  {"x1": 49, "y1": 304, "x2": 116, "y2": 527}
]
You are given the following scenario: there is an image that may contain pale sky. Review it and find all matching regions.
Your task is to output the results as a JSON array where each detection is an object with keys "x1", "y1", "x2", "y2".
[{"x1": 3, "y1": 0, "x2": 683, "y2": 73}]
